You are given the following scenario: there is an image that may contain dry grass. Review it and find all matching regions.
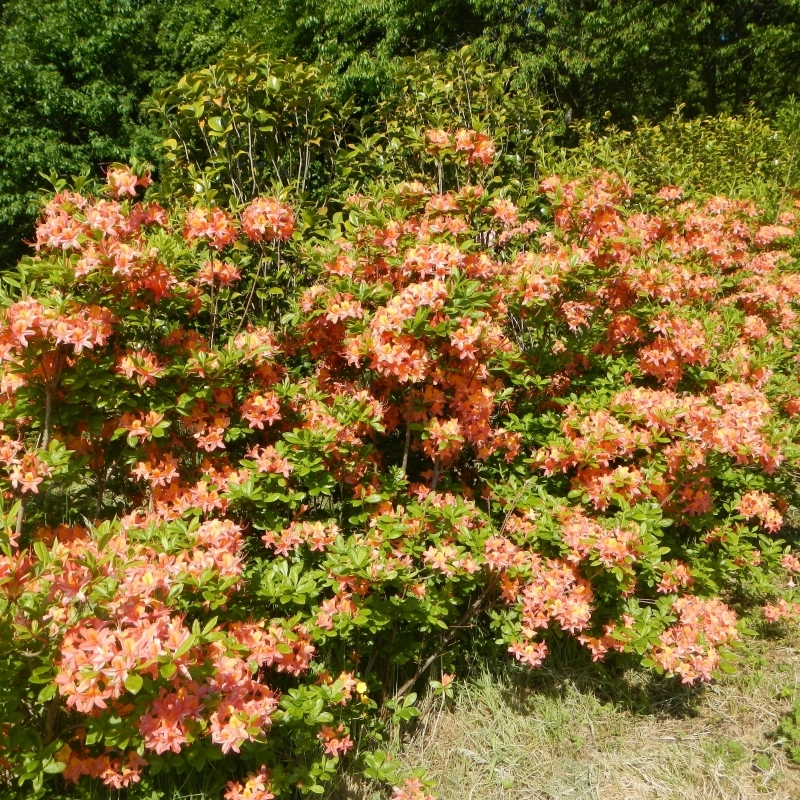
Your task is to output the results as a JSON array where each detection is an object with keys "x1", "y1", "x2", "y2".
[{"x1": 330, "y1": 632, "x2": 800, "y2": 800}]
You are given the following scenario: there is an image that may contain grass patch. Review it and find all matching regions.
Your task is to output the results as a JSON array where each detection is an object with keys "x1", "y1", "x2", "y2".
[{"x1": 327, "y1": 630, "x2": 800, "y2": 800}]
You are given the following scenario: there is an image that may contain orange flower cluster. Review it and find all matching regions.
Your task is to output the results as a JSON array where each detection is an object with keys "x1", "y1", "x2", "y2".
[
  {"x1": 197, "y1": 258, "x2": 242, "y2": 287},
  {"x1": 37, "y1": 191, "x2": 163, "y2": 251},
  {"x1": 392, "y1": 777, "x2": 437, "y2": 800},
  {"x1": 763, "y1": 598, "x2": 800, "y2": 622},
  {"x1": 262, "y1": 520, "x2": 340, "y2": 555},
  {"x1": 317, "y1": 723, "x2": 354, "y2": 757},
  {"x1": 105, "y1": 165, "x2": 152, "y2": 198},
  {"x1": 0, "y1": 298, "x2": 113, "y2": 360},
  {"x1": 737, "y1": 490, "x2": 784, "y2": 532},
  {"x1": 241, "y1": 197, "x2": 295, "y2": 242},
  {"x1": 422, "y1": 128, "x2": 496, "y2": 166},
  {"x1": 650, "y1": 596, "x2": 740, "y2": 684},
  {"x1": 16, "y1": 518, "x2": 320, "y2": 785},
  {"x1": 184, "y1": 206, "x2": 239, "y2": 250},
  {"x1": 225, "y1": 765, "x2": 275, "y2": 800},
  {"x1": 61, "y1": 748, "x2": 147, "y2": 789},
  {"x1": 537, "y1": 382, "x2": 784, "y2": 522},
  {"x1": 3, "y1": 448, "x2": 51, "y2": 493},
  {"x1": 240, "y1": 391, "x2": 282, "y2": 429}
]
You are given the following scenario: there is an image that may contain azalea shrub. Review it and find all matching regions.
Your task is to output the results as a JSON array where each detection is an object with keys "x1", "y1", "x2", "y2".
[{"x1": 2, "y1": 116, "x2": 800, "y2": 800}]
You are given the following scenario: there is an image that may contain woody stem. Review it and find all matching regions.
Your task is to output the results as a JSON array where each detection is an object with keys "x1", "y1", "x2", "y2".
[
  {"x1": 236, "y1": 243, "x2": 269, "y2": 337},
  {"x1": 95, "y1": 467, "x2": 109, "y2": 520},
  {"x1": 43, "y1": 384, "x2": 52, "y2": 451},
  {"x1": 42, "y1": 346, "x2": 66, "y2": 451},
  {"x1": 15, "y1": 499, "x2": 24, "y2": 537},
  {"x1": 17, "y1": 350, "x2": 62, "y2": 535},
  {"x1": 43, "y1": 699, "x2": 59, "y2": 745},
  {"x1": 209, "y1": 274, "x2": 217, "y2": 347},
  {"x1": 401, "y1": 390, "x2": 413, "y2": 475},
  {"x1": 391, "y1": 581, "x2": 496, "y2": 703}
]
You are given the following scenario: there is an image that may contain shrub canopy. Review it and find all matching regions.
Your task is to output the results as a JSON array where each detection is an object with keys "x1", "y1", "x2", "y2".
[{"x1": 1, "y1": 47, "x2": 800, "y2": 800}]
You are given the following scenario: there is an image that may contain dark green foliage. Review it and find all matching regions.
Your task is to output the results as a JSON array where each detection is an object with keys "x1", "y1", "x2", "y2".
[
  {"x1": 1, "y1": 0, "x2": 800, "y2": 268},
  {"x1": 284, "y1": 0, "x2": 800, "y2": 119},
  {"x1": 0, "y1": 0, "x2": 283, "y2": 267}
]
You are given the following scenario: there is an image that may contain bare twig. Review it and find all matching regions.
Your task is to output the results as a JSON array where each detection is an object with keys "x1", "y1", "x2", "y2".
[
  {"x1": 401, "y1": 390, "x2": 413, "y2": 474},
  {"x1": 391, "y1": 583, "x2": 496, "y2": 703}
]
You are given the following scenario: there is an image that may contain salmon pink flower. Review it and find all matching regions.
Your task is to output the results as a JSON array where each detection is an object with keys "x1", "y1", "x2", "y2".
[
  {"x1": 317, "y1": 723, "x2": 354, "y2": 757},
  {"x1": 423, "y1": 129, "x2": 450, "y2": 156},
  {"x1": 183, "y1": 207, "x2": 238, "y2": 250},
  {"x1": 391, "y1": 777, "x2": 436, "y2": 800},
  {"x1": 508, "y1": 639, "x2": 548, "y2": 668},
  {"x1": 106, "y1": 166, "x2": 151, "y2": 198},
  {"x1": 737, "y1": 490, "x2": 783, "y2": 532},
  {"x1": 241, "y1": 197, "x2": 294, "y2": 242},
  {"x1": 240, "y1": 392, "x2": 281, "y2": 429},
  {"x1": 224, "y1": 765, "x2": 275, "y2": 800},
  {"x1": 196, "y1": 259, "x2": 242, "y2": 287},
  {"x1": 454, "y1": 129, "x2": 495, "y2": 166},
  {"x1": 116, "y1": 350, "x2": 165, "y2": 387},
  {"x1": 763, "y1": 598, "x2": 800, "y2": 623}
]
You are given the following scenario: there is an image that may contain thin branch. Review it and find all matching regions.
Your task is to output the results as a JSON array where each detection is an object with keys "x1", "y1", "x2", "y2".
[
  {"x1": 401, "y1": 390, "x2": 413, "y2": 474},
  {"x1": 42, "y1": 385, "x2": 53, "y2": 451},
  {"x1": 209, "y1": 275, "x2": 218, "y2": 347},
  {"x1": 391, "y1": 583, "x2": 495, "y2": 703},
  {"x1": 235, "y1": 242, "x2": 273, "y2": 336}
]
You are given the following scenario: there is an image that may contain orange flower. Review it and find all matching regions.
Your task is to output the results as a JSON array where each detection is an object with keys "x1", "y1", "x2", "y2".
[
  {"x1": 106, "y1": 166, "x2": 151, "y2": 198},
  {"x1": 738, "y1": 490, "x2": 783, "y2": 532},
  {"x1": 240, "y1": 392, "x2": 281, "y2": 429},
  {"x1": 116, "y1": 350, "x2": 165, "y2": 387},
  {"x1": 241, "y1": 197, "x2": 294, "y2": 242},
  {"x1": 183, "y1": 206, "x2": 238, "y2": 250},
  {"x1": 423, "y1": 128, "x2": 450, "y2": 156},
  {"x1": 317, "y1": 723, "x2": 354, "y2": 757},
  {"x1": 224, "y1": 765, "x2": 275, "y2": 800}
]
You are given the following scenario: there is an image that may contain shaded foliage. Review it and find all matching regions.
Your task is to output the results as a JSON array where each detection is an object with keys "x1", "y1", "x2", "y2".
[
  {"x1": 1, "y1": 0, "x2": 800, "y2": 269},
  {"x1": 0, "y1": 0, "x2": 276, "y2": 267}
]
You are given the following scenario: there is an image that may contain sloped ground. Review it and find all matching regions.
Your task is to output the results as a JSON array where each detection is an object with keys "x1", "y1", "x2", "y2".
[{"x1": 330, "y1": 631, "x2": 800, "y2": 800}]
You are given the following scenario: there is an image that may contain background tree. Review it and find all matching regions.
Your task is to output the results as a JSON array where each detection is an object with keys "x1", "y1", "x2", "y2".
[
  {"x1": 1, "y1": 0, "x2": 800, "y2": 268},
  {"x1": 0, "y1": 0, "x2": 277, "y2": 267},
  {"x1": 284, "y1": 0, "x2": 800, "y2": 118}
]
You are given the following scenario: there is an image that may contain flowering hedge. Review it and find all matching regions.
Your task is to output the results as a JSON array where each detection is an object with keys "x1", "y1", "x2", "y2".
[{"x1": 1, "y1": 127, "x2": 800, "y2": 799}]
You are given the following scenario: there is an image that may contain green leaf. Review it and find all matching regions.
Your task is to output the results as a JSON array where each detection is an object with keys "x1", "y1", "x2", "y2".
[
  {"x1": 174, "y1": 634, "x2": 195, "y2": 659},
  {"x1": 125, "y1": 673, "x2": 144, "y2": 694},
  {"x1": 160, "y1": 662, "x2": 177, "y2": 680},
  {"x1": 37, "y1": 684, "x2": 57, "y2": 703},
  {"x1": 29, "y1": 667, "x2": 55, "y2": 684}
]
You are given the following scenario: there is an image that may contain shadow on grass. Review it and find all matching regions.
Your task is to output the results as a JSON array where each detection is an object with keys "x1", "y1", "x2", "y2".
[
  {"x1": 50, "y1": 594, "x2": 800, "y2": 800},
  {"x1": 323, "y1": 637, "x2": 712, "y2": 800},
  {"x1": 463, "y1": 634, "x2": 704, "y2": 721},
  {"x1": 335, "y1": 611, "x2": 800, "y2": 797}
]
